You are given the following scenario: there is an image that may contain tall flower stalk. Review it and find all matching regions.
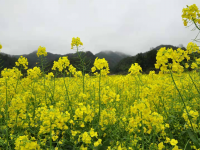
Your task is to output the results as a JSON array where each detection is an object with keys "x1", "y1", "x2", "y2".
[
  {"x1": 91, "y1": 57, "x2": 110, "y2": 123},
  {"x1": 52, "y1": 56, "x2": 71, "y2": 110},
  {"x1": 36, "y1": 46, "x2": 48, "y2": 104},
  {"x1": 0, "y1": 44, "x2": 9, "y2": 150},
  {"x1": 15, "y1": 56, "x2": 28, "y2": 93},
  {"x1": 71, "y1": 37, "x2": 86, "y2": 93}
]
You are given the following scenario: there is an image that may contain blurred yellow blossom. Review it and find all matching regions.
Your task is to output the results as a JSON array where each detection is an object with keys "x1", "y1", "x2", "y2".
[
  {"x1": 71, "y1": 37, "x2": 83, "y2": 49},
  {"x1": 37, "y1": 46, "x2": 47, "y2": 57}
]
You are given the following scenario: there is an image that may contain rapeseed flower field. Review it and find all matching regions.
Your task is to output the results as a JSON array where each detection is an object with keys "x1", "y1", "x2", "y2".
[{"x1": 1, "y1": 3, "x2": 200, "y2": 150}]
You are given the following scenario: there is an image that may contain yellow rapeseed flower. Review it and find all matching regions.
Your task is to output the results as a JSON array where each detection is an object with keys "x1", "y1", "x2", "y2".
[
  {"x1": 94, "y1": 139, "x2": 102, "y2": 147},
  {"x1": 183, "y1": 19, "x2": 188, "y2": 26},
  {"x1": 15, "y1": 56, "x2": 29, "y2": 69},
  {"x1": 71, "y1": 37, "x2": 83, "y2": 49},
  {"x1": 90, "y1": 128, "x2": 98, "y2": 138},
  {"x1": 82, "y1": 132, "x2": 91, "y2": 144},
  {"x1": 172, "y1": 145, "x2": 181, "y2": 150},
  {"x1": 187, "y1": 42, "x2": 200, "y2": 54},
  {"x1": 37, "y1": 46, "x2": 47, "y2": 57},
  {"x1": 52, "y1": 56, "x2": 70, "y2": 72},
  {"x1": 158, "y1": 142, "x2": 165, "y2": 150},
  {"x1": 128, "y1": 63, "x2": 142, "y2": 75},
  {"x1": 170, "y1": 139, "x2": 178, "y2": 146},
  {"x1": 185, "y1": 63, "x2": 189, "y2": 68},
  {"x1": 182, "y1": 4, "x2": 200, "y2": 24},
  {"x1": 92, "y1": 57, "x2": 110, "y2": 76}
]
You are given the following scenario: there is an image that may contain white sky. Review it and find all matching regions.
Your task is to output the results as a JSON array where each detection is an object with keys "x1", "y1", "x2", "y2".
[{"x1": 0, "y1": 0, "x2": 200, "y2": 56}]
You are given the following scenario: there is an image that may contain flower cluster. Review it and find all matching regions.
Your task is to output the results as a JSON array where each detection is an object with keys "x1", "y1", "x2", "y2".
[
  {"x1": 45, "y1": 72, "x2": 54, "y2": 80},
  {"x1": 99, "y1": 108, "x2": 117, "y2": 130},
  {"x1": 128, "y1": 99, "x2": 166, "y2": 135},
  {"x1": 191, "y1": 58, "x2": 200, "y2": 69},
  {"x1": 128, "y1": 63, "x2": 142, "y2": 75},
  {"x1": 73, "y1": 104, "x2": 94, "y2": 123},
  {"x1": 1, "y1": 67, "x2": 23, "y2": 79},
  {"x1": 35, "y1": 105, "x2": 70, "y2": 143},
  {"x1": 37, "y1": 106, "x2": 70, "y2": 129},
  {"x1": 78, "y1": 128, "x2": 102, "y2": 148},
  {"x1": 0, "y1": 43, "x2": 2, "y2": 49},
  {"x1": 154, "y1": 47, "x2": 190, "y2": 73},
  {"x1": 94, "y1": 139, "x2": 102, "y2": 147},
  {"x1": 7, "y1": 94, "x2": 28, "y2": 127},
  {"x1": 15, "y1": 135, "x2": 41, "y2": 150},
  {"x1": 182, "y1": 4, "x2": 200, "y2": 26},
  {"x1": 186, "y1": 42, "x2": 200, "y2": 54},
  {"x1": 27, "y1": 66, "x2": 42, "y2": 79},
  {"x1": 52, "y1": 56, "x2": 70, "y2": 72},
  {"x1": 71, "y1": 37, "x2": 83, "y2": 49},
  {"x1": 164, "y1": 138, "x2": 180, "y2": 150},
  {"x1": 182, "y1": 106, "x2": 199, "y2": 131},
  {"x1": 81, "y1": 132, "x2": 92, "y2": 144},
  {"x1": 91, "y1": 57, "x2": 110, "y2": 76},
  {"x1": 68, "y1": 64, "x2": 76, "y2": 75},
  {"x1": 37, "y1": 46, "x2": 47, "y2": 57},
  {"x1": 15, "y1": 56, "x2": 29, "y2": 70}
]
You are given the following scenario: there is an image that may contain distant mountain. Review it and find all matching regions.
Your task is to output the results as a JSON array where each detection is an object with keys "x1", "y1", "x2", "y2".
[
  {"x1": 95, "y1": 50, "x2": 130, "y2": 70},
  {"x1": 10, "y1": 50, "x2": 130, "y2": 73}
]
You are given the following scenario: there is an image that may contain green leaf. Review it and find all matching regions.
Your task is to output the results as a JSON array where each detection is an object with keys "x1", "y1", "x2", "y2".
[
  {"x1": 187, "y1": 129, "x2": 200, "y2": 148},
  {"x1": 97, "y1": 139, "x2": 111, "y2": 150},
  {"x1": 183, "y1": 140, "x2": 192, "y2": 150}
]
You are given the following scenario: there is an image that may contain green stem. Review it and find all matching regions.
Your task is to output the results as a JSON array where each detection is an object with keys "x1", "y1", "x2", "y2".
[
  {"x1": 5, "y1": 78, "x2": 9, "y2": 150},
  {"x1": 76, "y1": 46, "x2": 85, "y2": 93},
  {"x1": 192, "y1": 17, "x2": 200, "y2": 31},
  {"x1": 98, "y1": 70, "x2": 101, "y2": 124},
  {"x1": 52, "y1": 71, "x2": 57, "y2": 105},
  {"x1": 141, "y1": 112, "x2": 144, "y2": 150},
  {"x1": 41, "y1": 56, "x2": 47, "y2": 105},
  {"x1": 62, "y1": 69, "x2": 70, "y2": 110},
  {"x1": 50, "y1": 118, "x2": 52, "y2": 149},
  {"x1": 188, "y1": 70, "x2": 200, "y2": 95},
  {"x1": 169, "y1": 70, "x2": 195, "y2": 132},
  {"x1": 15, "y1": 65, "x2": 22, "y2": 94}
]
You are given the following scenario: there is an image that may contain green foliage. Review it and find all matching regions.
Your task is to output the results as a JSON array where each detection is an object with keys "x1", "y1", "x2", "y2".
[{"x1": 0, "y1": 53, "x2": 18, "y2": 77}]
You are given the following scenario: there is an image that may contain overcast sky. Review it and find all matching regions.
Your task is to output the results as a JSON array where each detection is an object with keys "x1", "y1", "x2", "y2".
[{"x1": 0, "y1": 0, "x2": 200, "y2": 56}]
